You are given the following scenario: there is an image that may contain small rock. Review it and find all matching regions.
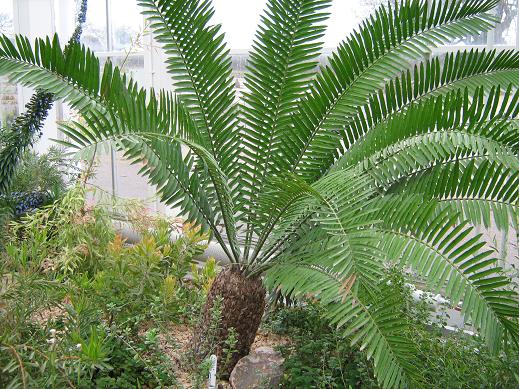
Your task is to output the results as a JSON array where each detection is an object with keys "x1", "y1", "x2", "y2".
[{"x1": 230, "y1": 347, "x2": 284, "y2": 389}]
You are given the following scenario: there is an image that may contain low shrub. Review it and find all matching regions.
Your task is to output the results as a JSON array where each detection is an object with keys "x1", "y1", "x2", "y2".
[
  {"x1": 9, "y1": 147, "x2": 77, "y2": 195},
  {"x1": 0, "y1": 187, "x2": 216, "y2": 388}
]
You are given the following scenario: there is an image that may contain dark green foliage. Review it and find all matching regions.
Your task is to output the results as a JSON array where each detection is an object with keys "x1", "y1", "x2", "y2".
[
  {"x1": 0, "y1": 91, "x2": 54, "y2": 193},
  {"x1": 0, "y1": 146, "x2": 76, "y2": 243},
  {"x1": 0, "y1": 0, "x2": 518, "y2": 387},
  {"x1": 138, "y1": 0, "x2": 240, "y2": 180},
  {"x1": 9, "y1": 147, "x2": 76, "y2": 194},
  {"x1": 265, "y1": 302, "x2": 378, "y2": 388}
]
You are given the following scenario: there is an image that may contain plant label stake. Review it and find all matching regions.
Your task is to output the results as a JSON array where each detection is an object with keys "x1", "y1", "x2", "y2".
[{"x1": 208, "y1": 354, "x2": 217, "y2": 389}]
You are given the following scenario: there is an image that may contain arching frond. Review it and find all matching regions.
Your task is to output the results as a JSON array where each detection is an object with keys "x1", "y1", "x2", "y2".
[
  {"x1": 239, "y1": 0, "x2": 331, "y2": 203},
  {"x1": 334, "y1": 49, "x2": 519, "y2": 164},
  {"x1": 362, "y1": 129, "x2": 519, "y2": 190},
  {"x1": 373, "y1": 196, "x2": 519, "y2": 352},
  {"x1": 238, "y1": 0, "x2": 332, "y2": 258},
  {"x1": 328, "y1": 286, "x2": 420, "y2": 389},
  {"x1": 340, "y1": 85, "x2": 519, "y2": 170},
  {"x1": 61, "y1": 109, "x2": 241, "y2": 261},
  {"x1": 266, "y1": 259, "x2": 420, "y2": 389},
  {"x1": 284, "y1": 0, "x2": 500, "y2": 182},
  {"x1": 138, "y1": 0, "x2": 239, "y2": 178},
  {"x1": 260, "y1": 169, "x2": 382, "y2": 286},
  {"x1": 392, "y1": 160, "x2": 518, "y2": 232},
  {"x1": 0, "y1": 0, "x2": 88, "y2": 194},
  {"x1": 0, "y1": 35, "x2": 241, "y2": 259}
]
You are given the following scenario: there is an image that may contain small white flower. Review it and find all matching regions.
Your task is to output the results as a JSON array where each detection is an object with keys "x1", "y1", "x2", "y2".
[
  {"x1": 47, "y1": 338, "x2": 56, "y2": 344},
  {"x1": 49, "y1": 329, "x2": 57, "y2": 336},
  {"x1": 76, "y1": 343, "x2": 82, "y2": 350}
]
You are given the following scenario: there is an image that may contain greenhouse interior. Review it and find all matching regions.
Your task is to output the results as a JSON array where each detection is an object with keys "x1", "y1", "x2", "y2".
[{"x1": 0, "y1": 0, "x2": 519, "y2": 388}]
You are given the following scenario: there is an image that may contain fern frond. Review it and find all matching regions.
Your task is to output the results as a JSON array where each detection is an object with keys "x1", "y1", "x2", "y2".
[
  {"x1": 0, "y1": 35, "x2": 241, "y2": 259},
  {"x1": 259, "y1": 169, "x2": 382, "y2": 287},
  {"x1": 267, "y1": 259, "x2": 420, "y2": 388},
  {"x1": 61, "y1": 106, "x2": 241, "y2": 261},
  {"x1": 362, "y1": 129, "x2": 519, "y2": 191},
  {"x1": 239, "y1": 0, "x2": 331, "y2": 206},
  {"x1": 335, "y1": 49, "x2": 519, "y2": 164},
  {"x1": 0, "y1": 0, "x2": 88, "y2": 194},
  {"x1": 340, "y1": 85, "x2": 519, "y2": 171},
  {"x1": 329, "y1": 286, "x2": 420, "y2": 389}
]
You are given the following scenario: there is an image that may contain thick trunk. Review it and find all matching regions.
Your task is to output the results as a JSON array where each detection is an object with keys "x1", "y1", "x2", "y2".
[{"x1": 191, "y1": 268, "x2": 266, "y2": 378}]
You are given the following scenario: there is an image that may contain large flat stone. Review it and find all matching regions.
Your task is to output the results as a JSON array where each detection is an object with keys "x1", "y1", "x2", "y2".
[{"x1": 229, "y1": 347, "x2": 284, "y2": 389}]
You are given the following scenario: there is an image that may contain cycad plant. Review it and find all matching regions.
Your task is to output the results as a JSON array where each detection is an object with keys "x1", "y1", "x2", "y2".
[{"x1": 0, "y1": 0, "x2": 518, "y2": 386}]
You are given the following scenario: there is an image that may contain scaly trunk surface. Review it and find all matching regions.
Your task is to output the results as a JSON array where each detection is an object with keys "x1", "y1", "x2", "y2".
[{"x1": 191, "y1": 267, "x2": 266, "y2": 378}]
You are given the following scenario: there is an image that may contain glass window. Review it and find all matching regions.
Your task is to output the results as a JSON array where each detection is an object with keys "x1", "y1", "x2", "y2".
[
  {"x1": 81, "y1": 0, "x2": 108, "y2": 52},
  {"x1": 0, "y1": 1, "x2": 17, "y2": 128},
  {"x1": 447, "y1": 0, "x2": 518, "y2": 46},
  {"x1": 109, "y1": 0, "x2": 144, "y2": 51},
  {"x1": 355, "y1": 0, "x2": 517, "y2": 48},
  {"x1": 79, "y1": 0, "x2": 145, "y2": 87},
  {"x1": 495, "y1": 0, "x2": 518, "y2": 45},
  {"x1": 81, "y1": 0, "x2": 144, "y2": 53},
  {"x1": 0, "y1": 1, "x2": 13, "y2": 37}
]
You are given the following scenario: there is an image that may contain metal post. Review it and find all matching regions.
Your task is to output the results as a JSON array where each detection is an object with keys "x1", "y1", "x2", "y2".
[
  {"x1": 487, "y1": 4, "x2": 496, "y2": 48},
  {"x1": 516, "y1": 0, "x2": 519, "y2": 49},
  {"x1": 105, "y1": 0, "x2": 118, "y2": 197}
]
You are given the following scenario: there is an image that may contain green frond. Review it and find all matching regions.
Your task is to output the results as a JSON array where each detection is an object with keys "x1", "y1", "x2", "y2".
[
  {"x1": 308, "y1": 171, "x2": 382, "y2": 287},
  {"x1": 259, "y1": 169, "x2": 382, "y2": 287},
  {"x1": 392, "y1": 160, "x2": 519, "y2": 232},
  {"x1": 61, "y1": 107, "x2": 241, "y2": 260},
  {"x1": 372, "y1": 196, "x2": 519, "y2": 352},
  {"x1": 247, "y1": 173, "x2": 320, "y2": 263},
  {"x1": 335, "y1": 49, "x2": 519, "y2": 163},
  {"x1": 266, "y1": 260, "x2": 420, "y2": 388},
  {"x1": 335, "y1": 86, "x2": 519, "y2": 194},
  {"x1": 256, "y1": 174, "x2": 319, "y2": 226},
  {"x1": 0, "y1": 34, "x2": 241, "y2": 259},
  {"x1": 0, "y1": 35, "x2": 103, "y2": 112},
  {"x1": 64, "y1": 124, "x2": 241, "y2": 262},
  {"x1": 265, "y1": 229, "x2": 363, "y2": 300},
  {"x1": 340, "y1": 85, "x2": 519, "y2": 170},
  {"x1": 122, "y1": 136, "x2": 217, "y2": 232},
  {"x1": 361, "y1": 129, "x2": 519, "y2": 191},
  {"x1": 239, "y1": 0, "x2": 331, "y2": 206},
  {"x1": 283, "y1": 0, "x2": 500, "y2": 182},
  {"x1": 138, "y1": 0, "x2": 239, "y2": 179},
  {"x1": 328, "y1": 286, "x2": 420, "y2": 389}
]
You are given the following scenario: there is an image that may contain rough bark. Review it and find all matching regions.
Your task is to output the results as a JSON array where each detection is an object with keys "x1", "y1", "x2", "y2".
[{"x1": 191, "y1": 268, "x2": 266, "y2": 378}]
